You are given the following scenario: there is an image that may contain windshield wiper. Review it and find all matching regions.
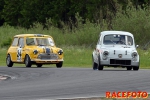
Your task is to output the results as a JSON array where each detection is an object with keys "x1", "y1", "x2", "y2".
[
  {"x1": 110, "y1": 40, "x2": 116, "y2": 46},
  {"x1": 38, "y1": 44, "x2": 46, "y2": 46}
]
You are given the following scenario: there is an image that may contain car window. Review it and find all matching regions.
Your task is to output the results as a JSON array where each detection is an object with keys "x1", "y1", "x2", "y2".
[
  {"x1": 12, "y1": 37, "x2": 18, "y2": 46},
  {"x1": 48, "y1": 38, "x2": 55, "y2": 46},
  {"x1": 26, "y1": 38, "x2": 35, "y2": 45},
  {"x1": 127, "y1": 36, "x2": 133, "y2": 45},
  {"x1": 36, "y1": 38, "x2": 49, "y2": 46},
  {"x1": 18, "y1": 37, "x2": 24, "y2": 47},
  {"x1": 103, "y1": 34, "x2": 126, "y2": 45}
]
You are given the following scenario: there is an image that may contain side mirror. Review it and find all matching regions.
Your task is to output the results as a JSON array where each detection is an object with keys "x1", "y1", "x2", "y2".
[{"x1": 136, "y1": 45, "x2": 139, "y2": 48}]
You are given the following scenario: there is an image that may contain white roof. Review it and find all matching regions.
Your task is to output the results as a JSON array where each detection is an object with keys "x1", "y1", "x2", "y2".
[{"x1": 100, "y1": 31, "x2": 133, "y2": 36}]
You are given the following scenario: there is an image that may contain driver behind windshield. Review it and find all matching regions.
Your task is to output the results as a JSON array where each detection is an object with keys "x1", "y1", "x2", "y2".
[
  {"x1": 117, "y1": 36, "x2": 125, "y2": 44},
  {"x1": 36, "y1": 38, "x2": 48, "y2": 46}
]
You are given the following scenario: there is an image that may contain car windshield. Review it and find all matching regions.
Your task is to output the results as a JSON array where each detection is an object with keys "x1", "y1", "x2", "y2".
[
  {"x1": 26, "y1": 37, "x2": 55, "y2": 46},
  {"x1": 103, "y1": 34, "x2": 133, "y2": 45}
]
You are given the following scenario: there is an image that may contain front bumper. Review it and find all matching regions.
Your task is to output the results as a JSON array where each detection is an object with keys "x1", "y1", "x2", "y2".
[
  {"x1": 100, "y1": 58, "x2": 139, "y2": 67},
  {"x1": 31, "y1": 53, "x2": 63, "y2": 64},
  {"x1": 31, "y1": 59, "x2": 64, "y2": 64}
]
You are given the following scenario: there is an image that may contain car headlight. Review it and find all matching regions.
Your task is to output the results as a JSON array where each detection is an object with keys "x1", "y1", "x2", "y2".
[
  {"x1": 33, "y1": 50, "x2": 38, "y2": 55},
  {"x1": 131, "y1": 52, "x2": 138, "y2": 61},
  {"x1": 103, "y1": 51, "x2": 109, "y2": 60},
  {"x1": 131, "y1": 52, "x2": 137, "y2": 58},
  {"x1": 58, "y1": 49, "x2": 63, "y2": 55}
]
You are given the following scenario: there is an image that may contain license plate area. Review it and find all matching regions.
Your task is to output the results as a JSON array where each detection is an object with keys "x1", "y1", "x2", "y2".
[{"x1": 38, "y1": 53, "x2": 58, "y2": 59}]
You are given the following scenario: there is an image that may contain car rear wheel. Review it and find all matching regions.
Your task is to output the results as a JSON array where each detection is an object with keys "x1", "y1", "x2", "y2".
[
  {"x1": 133, "y1": 66, "x2": 139, "y2": 70},
  {"x1": 36, "y1": 64, "x2": 42, "y2": 67},
  {"x1": 127, "y1": 66, "x2": 132, "y2": 70},
  {"x1": 6, "y1": 54, "x2": 13, "y2": 67},
  {"x1": 56, "y1": 62, "x2": 63, "y2": 68},
  {"x1": 25, "y1": 55, "x2": 32, "y2": 67},
  {"x1": 92, "y1": 56, "x2": 98, "y2": 70}
]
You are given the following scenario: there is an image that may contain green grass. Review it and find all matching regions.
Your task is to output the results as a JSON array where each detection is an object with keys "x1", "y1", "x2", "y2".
[
  {"x1": 62, "y1": 46, "x2": 93, "y2": 67},
  {"x1": 137, "y1": 49, "x2": 150, "y2": 69},
  {"x1": 1, "y1": 46, "x2": 150, "y2": 69},
  {"x1": 0, "y1": 48, "x2": 7, "y2": 65}
]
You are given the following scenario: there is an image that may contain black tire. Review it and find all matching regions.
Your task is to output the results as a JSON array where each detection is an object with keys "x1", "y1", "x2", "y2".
[
  {"x1": 36, "y1": 64, "x2": 42, "y2": 67},
  {"x1": 92, "y1": 56, "x2": 97, "y2": 70},
  {"x1": 133, "y1": 66, "x2": 139, "y2": 71},
  {"x1": 98, "y1": 56, "x2": 103, "y2": 70},
  {"x1": 98, "y1": 65, "x2": 104, "y2": 70},
  {"x1": 6, "y1": 54, "x2": 13, "y2": 67},
  {"x1": 56, "y1": 62, "x2": 63, "y2": 68},
  {"x1": 127, "y1": 66, "x2": 132, "y2": 70},
  {"x1": 24, "y1": 55, "x2": 32, "y2": 67}
]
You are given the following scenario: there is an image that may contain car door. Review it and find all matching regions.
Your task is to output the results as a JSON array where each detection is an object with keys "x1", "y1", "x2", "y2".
[{"x1": 17, "y1": 37, "x2": 25, "y2": 62}]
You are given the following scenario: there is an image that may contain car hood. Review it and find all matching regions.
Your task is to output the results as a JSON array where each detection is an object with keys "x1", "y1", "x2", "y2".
[{"x1": 28, "y1": 46, "x2": 61, "y2": 54}]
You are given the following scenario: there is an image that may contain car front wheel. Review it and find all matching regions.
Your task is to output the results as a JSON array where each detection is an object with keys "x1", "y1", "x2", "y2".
[
  {"x1": 25, "y1": 55, "x2": 32, "y2": 67},
  {"x1": 56, "y1": 62, "x2": 63, "y2": 68},
  {"x1": 6, "y1": 54, "x2": 13, "y2": 67},
  {"x1": 133, "y1": 66, "x2": 139, "y2": 70},
  {"x1": 36, "y1": 64, "x2": 42, "y2": 67},
  {"x1": 127, "y1": 66, "x2": 132, "y2": 70}
]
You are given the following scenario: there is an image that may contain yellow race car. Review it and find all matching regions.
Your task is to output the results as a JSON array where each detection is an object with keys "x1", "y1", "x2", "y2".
[{"x1": 6, "y1": 34, "x2": 64, "y2": 68}]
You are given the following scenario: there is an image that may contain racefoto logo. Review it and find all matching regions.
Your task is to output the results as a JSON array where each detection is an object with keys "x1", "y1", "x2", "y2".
[{"x1": 106, "y1": 91, "x2": 148, "y2": 99}]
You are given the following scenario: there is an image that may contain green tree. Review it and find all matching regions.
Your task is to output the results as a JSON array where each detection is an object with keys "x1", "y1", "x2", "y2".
[
  {"x1": 20, "y1": 0, "x2": 56, "y2": 28},
  {"x1": 1, "y1": 0, "x2": 148, "y2": 29},
  {"x1": 2, "y1": 0, "x2": 23, "y2": 26},
  {"x1": 0, "y1": 0, "x2": 5, "y2": 26}
]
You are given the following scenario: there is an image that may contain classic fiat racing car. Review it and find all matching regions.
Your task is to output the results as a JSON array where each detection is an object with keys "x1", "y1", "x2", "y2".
[
  {"x1": 92, "y1": 31, "x2": 139, "y2": 70},
  {"x1": 6, "y1": 34, "x2": 63, "y2": 68}
]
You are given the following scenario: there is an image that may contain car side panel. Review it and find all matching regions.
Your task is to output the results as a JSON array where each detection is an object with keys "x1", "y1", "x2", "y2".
[
  {"x1": 8, "y1": 46, "x2": 18, "y2": 62},
  {"x1": 92, "y1": 50, "x2": 98, "y2": 64}
]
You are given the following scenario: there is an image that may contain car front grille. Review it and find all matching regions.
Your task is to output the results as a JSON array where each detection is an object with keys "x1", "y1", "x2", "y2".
[
  {"x1": 38, "y1": 53, "x2": 58, "y2": 59},
  {"x1": 110, "y1": 59, "x2": 131, "y2": 65}
]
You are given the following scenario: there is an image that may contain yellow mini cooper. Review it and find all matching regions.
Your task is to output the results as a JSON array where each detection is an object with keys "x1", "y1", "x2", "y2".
[{"x1": 6, "y1": 34, "x2": 64, "y2": 68}]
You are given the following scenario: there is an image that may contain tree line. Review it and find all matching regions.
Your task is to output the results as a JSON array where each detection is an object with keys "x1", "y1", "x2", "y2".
[{"x1": 0, "y1": 0, "x2": 149, "y2": 29}]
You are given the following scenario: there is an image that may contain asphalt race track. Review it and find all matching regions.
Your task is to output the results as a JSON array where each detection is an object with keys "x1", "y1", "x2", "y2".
[{"x1": 0, "y1": 67, "x2": 150, "y2": 100}]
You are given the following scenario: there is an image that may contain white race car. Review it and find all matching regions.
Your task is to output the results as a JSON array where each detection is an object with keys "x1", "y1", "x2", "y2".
[{"x1": 92, "y1": 31, "x2": 139, "y2": 70}]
